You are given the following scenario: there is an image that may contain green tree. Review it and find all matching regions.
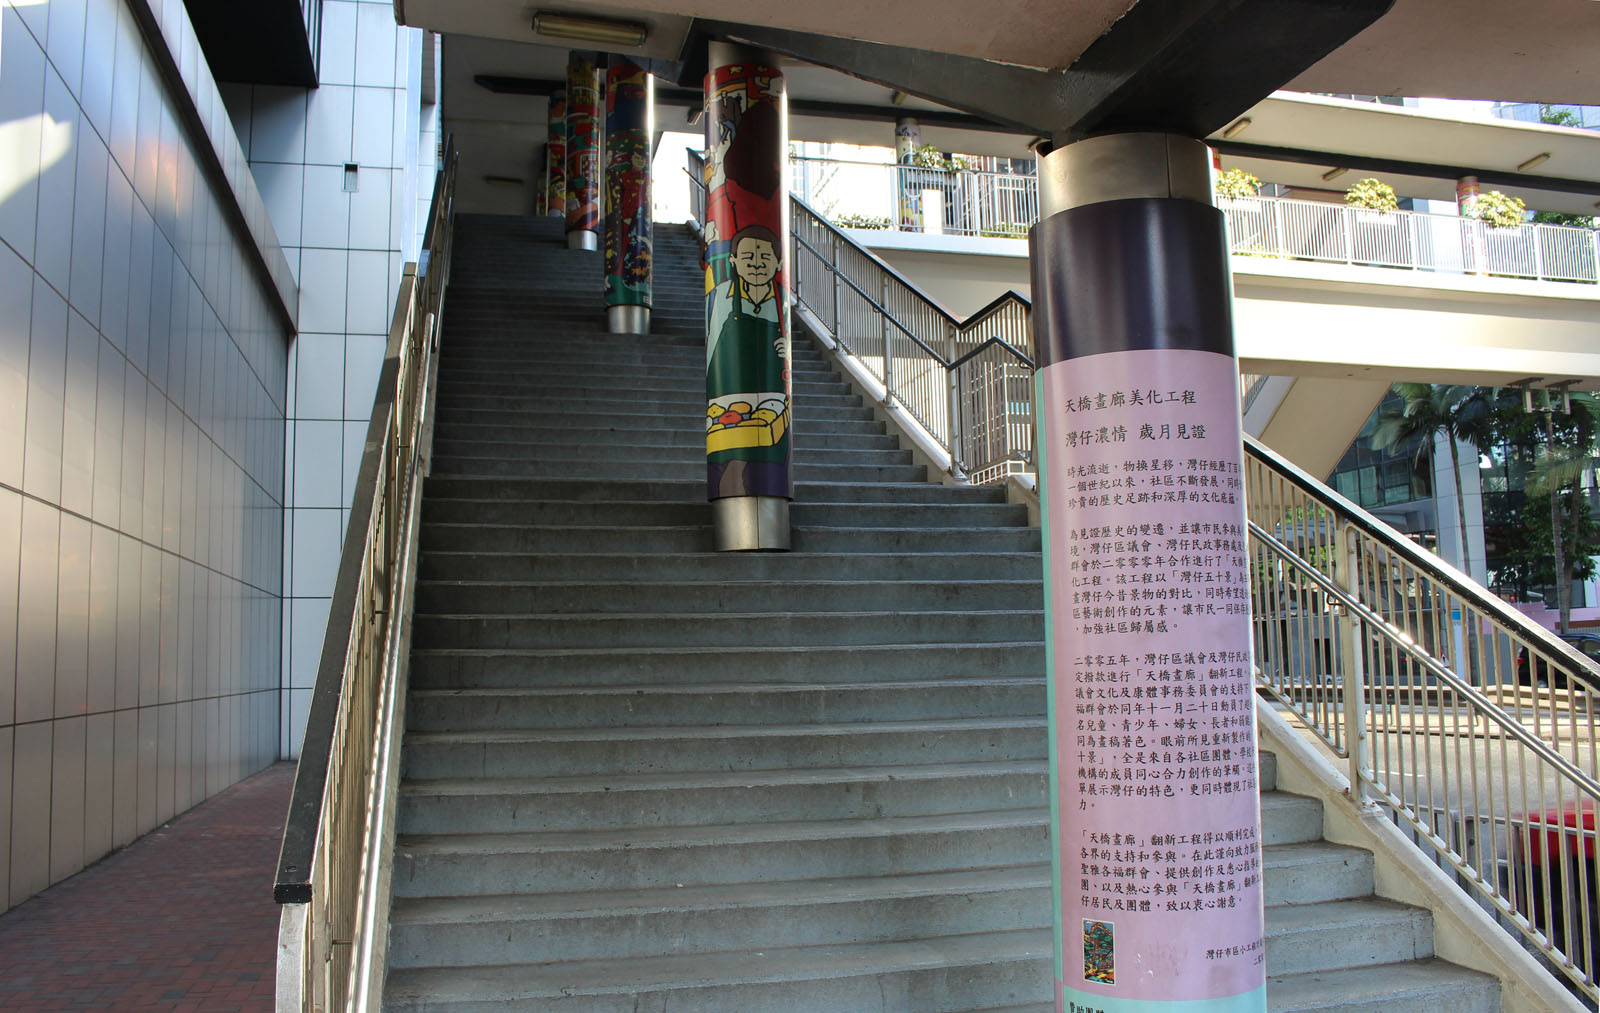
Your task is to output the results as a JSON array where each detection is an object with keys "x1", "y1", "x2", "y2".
[{"x1": 1368, "y1": 384, "x2": 1491, "y2": 577}]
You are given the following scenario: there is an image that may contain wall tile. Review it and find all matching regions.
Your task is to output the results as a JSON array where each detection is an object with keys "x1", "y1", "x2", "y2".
[
  {"x1": 342, "y1": 332, "x2": 385, "y2": 420},
  {"x1": 297, "y1": 248, "x2": 347, "y2": 333},
  {"x1": 98, "y1": 168, "x2": 133, "y2": 353},
  {"x1": 304, "y1": 85, "x2": 354, "y2": 167},
  {"x1": 136, "y1": 703, "x2": 156, "y2": 834},
  {"x1": 354, "y1": 4, "x2": 398, "y2": 89},
  {"x1": 113, "y1": 533, "x2": 140, "y2": 711},
  {"x1": 292, "y1": 420, "x2": 343, "y2": 509},
  {"x1": 0, "y1": 5, "x2": 47, "y2": 260},
  {"x1": 350, "y1": 87, "x2": 394, "y2": 169},
  {"x1": 346, "y1": 166, "x2": 391, "y2": 251},
  {"x1": 251, "y1": 161, "x2": 304, "y2": 249},
  {"x1": 33, "y1": 65, "x2": 79, "y2": 294},
  {"x1": 59, "y1": 311, "x2": 98, "y2": 517},
  {"x1": 67, "y1": 129, "x2": 108, "y2": 328},
  {"x1": 0, "y1": 242, "x2": 31, "y2": 490},
  {"x1": 286, "y1": 686, "x2": 311, "y2": 756},
  {"x1": 250, "y1": 85, "x2": 308, "y2": 165},
  {"x1": 10, "y1": 720, "x2": 51, "y2": 907},
  {"x1": 106, "y1": 3, "x2": 140, "y2": 178},
  {"x1": 79, "y1": 0, "x2": 117, "y2": 141},
  {"x1": 345, "y1": 250, "x2": 390, "y2": 335},
  {"x1": 0, "y1": 489, "x2": 20, "y2": 728},
  {"x1": 341, "y1": 419, "x2": 367, "y2": 499},
  {"x1": 299, "y1": 164, "x2": 349, "y2": 251},
  {"x1": 83, "y1": 711, "x2": 113, "y2": 862},
  {"x1": 44, "y1": 0, "x2": 85, "y2": 98},
  {"x1": 86, "y1": 524, "x2": 117, "y2": 713},
  {"x1": 54, "y1": 512, "x2": 91, "y2": 718},
  {"x1": 92, "y1": 344, "x2": 125, "y2": 526},
  {"x1": 287, "y1": 596, "x2": 330, "y2": 692},
  {"x1": 0, "y1": 726, "x2": 10, "y2": 906},
  {"x1": 290, "y1": 509, "x2": 341, "y2": 598},
  {"x1": 318, "y1": 1, "x2": 358, "y2": 87},
  {"x1": 49, "y1": 715, "x2": 86, "y2": 883},
  {"x1": 112, "y1": 708, "x2": 137, "y2": 847},
  {"x1": 293, "y1": 333, "x2": 344, "y2": 421},
  {"x1": 24, "y1": 275, "x2": 67, "y2": 503}
]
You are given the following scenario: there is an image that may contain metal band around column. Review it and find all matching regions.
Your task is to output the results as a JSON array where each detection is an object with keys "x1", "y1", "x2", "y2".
[
  {"x1": 603, "y1": 57, "x2": 653, "y2": 335},
  {"x1": 1031, "y1": 132, "x2": 1267, "y2": 1013},
  {"x1": 703, "y1": 41, "x2": 791, "y2": 551}
]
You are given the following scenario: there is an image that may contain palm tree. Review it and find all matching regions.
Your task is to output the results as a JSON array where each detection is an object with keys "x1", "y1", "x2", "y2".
[
  {"x1": 1368, "y1": 383, "x2": 1491, "y2": 579},
  {"x1": 1524, "y1": 392, "x2": 1600, "y2": 632}
]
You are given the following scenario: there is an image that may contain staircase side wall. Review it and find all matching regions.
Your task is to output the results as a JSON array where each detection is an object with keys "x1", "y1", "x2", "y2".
[{"x1": 1258, "y1": 704, "x2": 1585, "y2": 1013}]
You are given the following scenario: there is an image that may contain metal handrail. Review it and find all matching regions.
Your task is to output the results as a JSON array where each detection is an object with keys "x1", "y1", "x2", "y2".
[
  {"x1": 1246, "y1": 432, "x2": 1600, "y2": 1000},
  {"x1": 273, "y1": 139, "x2": 458, "y2": 1011},
  {"x1": 788, "y1": 154, "x2": 1600, "y2": 285}
]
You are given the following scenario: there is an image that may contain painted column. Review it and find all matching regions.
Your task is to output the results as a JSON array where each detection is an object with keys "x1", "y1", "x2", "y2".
[
  {"x1": 703, "y1": 42, "x2": 791, "y2": 551},
  {"x1": 1457, "y1": 174, "x2": 1487, "y2": 272},
  {"x1": 1031, "y1": 133, "x2": 1265, "y2": 1013},
  {"x1": 604, "y1": 57, "x2": 653, "y2": 334},
  {"x1": 546, "y1": 89, "x2": 567, "y2": 218},
  {"x1": 895, "y1": 116, "x2": 923, "y2": 230},
  {"x1": 564, "y1": 52, "x2": 602, "y2": 249}
]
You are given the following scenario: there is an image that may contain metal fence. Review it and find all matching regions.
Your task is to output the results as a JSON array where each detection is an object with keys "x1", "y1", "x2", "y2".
[
  {"x1": 786, "y1": 155, "x2": 1600, "y2": 285},
  {"x1": 273, "y1": 142, "x2": 457, "y2": 1012},
  {"x1": 1246, "y1": 435, "x2": 1600, "y2": 1002}
]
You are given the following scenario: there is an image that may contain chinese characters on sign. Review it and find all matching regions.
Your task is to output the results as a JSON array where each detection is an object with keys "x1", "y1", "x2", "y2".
[{"x1": 1041, "y1": 349, "x2": 1264, "y2": 1012}]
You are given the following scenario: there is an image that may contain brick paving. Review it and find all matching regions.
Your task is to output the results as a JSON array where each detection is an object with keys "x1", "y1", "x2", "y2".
[{"x1": 0, "y1": 762, "x2": 295, "y2": 1011}]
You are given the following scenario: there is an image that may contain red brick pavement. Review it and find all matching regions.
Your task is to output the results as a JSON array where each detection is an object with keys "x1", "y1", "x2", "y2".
[{"x1": 0, "y1": 762, "x2": 295, "y2": 1011}]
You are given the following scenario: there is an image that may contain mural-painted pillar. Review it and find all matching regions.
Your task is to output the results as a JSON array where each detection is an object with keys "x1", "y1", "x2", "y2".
[
  {"x1": 1031, "y1": 133, "x2": 1265, "y2": 1013},
  {"x1": 703, "y1": 42, "x2": 790, "y2": 551},
  {"x1": 545, "y1": 89, "x2": 567, "y2": 218},
  {"x1": 564, "y1": 53, "x2": 602, "y2": 249},
  {"x1": 895, "y1": 116, "x2": 923, "y2": 230},
  {"x1": 603, "y1": 57, "x2": 653, "y2": 334}
]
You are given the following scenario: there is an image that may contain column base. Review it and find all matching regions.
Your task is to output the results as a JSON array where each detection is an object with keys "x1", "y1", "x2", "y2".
[
  {"x1": 567, "y1": 230, "x2": 598, "y2": 251},
  {"x1": 607, "y1": 305, "x2": 650, "y2": 334},
  {"x1": 712, "y1": 496, "x2": 790, "y2": 551}
]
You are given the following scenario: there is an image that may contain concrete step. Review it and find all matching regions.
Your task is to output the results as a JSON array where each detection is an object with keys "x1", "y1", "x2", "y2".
[
  {"x1": 418, "y1": 498, "x2": 1025, "y2": 529},
  {"x1": 410, "y1": 609, "x2": 1046, "y2": 650},
  {"x1": 1265, "y1": 959, "x2": 1499, "y2": 1012},
  {"x1": 405, "y1": 678, "x2": 1045, "y2": 730},
  {"x1": 398, "y1": 762, "x2": 1050, "y2": 834},
  {"x1": 407, "y1": 642, "x2": 1045, "y2": 688},
  {"x1": 430, "y1": 402, "x2": 881, "y2": 428},
  {"x1": 420, "y1": 477, "x2": 1002, "y2": 507},
  {"x1": 413, "y1": 578, "x2": 1044, "y2": 615},
  {"x1": 386, "y1": 865, "x2": 1051, "y2": 967},
  {"x1": 418, "y1": 523, "x2": 1039, "y2": 555},
  {"x1": 437, "y1": 361, "x2": 839, "y2": 383},
  {"x1": 436, "y1": 377, "x2": 855, "y2": 399},
  {"x1": 1264, "y1": 898, "x2": 1433, "y2": 976},
  {"x1": 432, "y1": 388, "x2": 865, "y2": 411},
  {"x1": 427, "y1": 457, "x2": 930, "y2": 484},
  {"x1": 1260, "y1": 791, "x2": 1324, "y2": 846},
  {"x1": 416, "y1": 550, "x2": 1044, "y2": 583},
  {"x1": 429, "y1": 422, "x2": 897, "y2": 451},
  {"x1": 428, "y1": 440, "x2": 914, "y2": 469},
  {"x1": 1263, "y1": 842, "x2": 1375, "y2": 905},
  {"x1": 400, "y1": 717, "x2": 1048, "y2": 779},
  {"x1": 383, "y1": 929, "x2": 1053, "y2": 1012},
  {"x1": 392, "y1": 809, "x2": 1050, "y2": 897}
]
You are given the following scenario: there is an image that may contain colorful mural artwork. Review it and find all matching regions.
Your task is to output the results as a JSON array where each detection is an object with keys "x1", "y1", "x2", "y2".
[
  {"x1": 565, "y1": 53, "x2": 601, "y2": 236},
  {"x1": 604, "y1": 58, "x2": 652, "y2": 310},
  {"x1": 703, "y1": 57, "x2": 790, "y2": 502},
  {"x1": 546, "y1": 90, "x2": 567, "y2": 218},
  {"x1": 895, "y1": 117, "x2": 923, "y2": 230},
  {"x1": 1083, "y1": 920, "x2": 1115, "y2": 985}
]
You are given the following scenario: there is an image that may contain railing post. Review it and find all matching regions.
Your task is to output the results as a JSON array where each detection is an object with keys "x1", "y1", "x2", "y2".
[
  {"x1": 947, "y1": 323, "x2": 962, "y2": 472},
  {"x1": 880, "y1": 274, "x2": 894, "y2": 396},
  {"x1": 830, "y1": 229, "x2": 842, "y2": 340},
  {"x1": 1590, "y1": 229, "x2": 1600, "y2": 283},
  {"x1": 1533, "y1": 227, "x2": 1546, "y2": 281},
  {"x1": 1339, "y1": 524, "x2": 1370, "y2": 806}
]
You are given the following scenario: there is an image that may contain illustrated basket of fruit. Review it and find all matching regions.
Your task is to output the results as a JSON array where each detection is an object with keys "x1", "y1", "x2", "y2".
[{"x1": 706, "y1": 397, "x2": 789, "y2": 452}]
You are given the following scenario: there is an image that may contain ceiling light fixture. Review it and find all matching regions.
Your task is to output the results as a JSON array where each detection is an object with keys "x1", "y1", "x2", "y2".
[
  {"x1": 1222, "y1": 117, "x2": 1251, "y2": 139},
  {"x1": 1517, "y1": 152, "x2": 1551, "y2": 172},
  {"x1": 1321, "y1": 167, "x2": 1348, "y2": 181},
  {"x1": 532, "y1": 11, "x2": 647, "y2": 47}
]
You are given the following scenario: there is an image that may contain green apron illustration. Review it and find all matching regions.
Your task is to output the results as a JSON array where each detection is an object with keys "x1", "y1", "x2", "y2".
[{"x1": 706, "y1": 280, "x2": 789, "y2": 465}]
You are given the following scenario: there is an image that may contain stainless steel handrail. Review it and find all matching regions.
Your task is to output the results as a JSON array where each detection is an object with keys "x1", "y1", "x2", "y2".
[
  {"x1": 273, "y1": 140, "x2": 458, "y2": 1012},
  {"x1": 1246, "y1": 432, "x2": 1600, "y2": 1000}
]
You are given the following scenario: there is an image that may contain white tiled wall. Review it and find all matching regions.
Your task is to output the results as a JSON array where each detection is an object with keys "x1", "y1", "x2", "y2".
[
  {"x1": 220, "y1": 0, "x2": 430, "y2": 757},
  {"x1": 0, "y1": 0, "x2": 289, "y2": 913}
]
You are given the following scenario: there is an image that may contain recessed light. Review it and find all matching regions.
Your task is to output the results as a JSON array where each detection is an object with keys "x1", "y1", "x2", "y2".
[
  {"x1": 1517, "y1": 152, "x2": 1551, "y2": 172},
  {"x1": 1222, "y1": 117, "x2": 1251, "y2": 139},
  {"x1": 1321, "y1": 167, "x2": 1348, "y2": 181}
]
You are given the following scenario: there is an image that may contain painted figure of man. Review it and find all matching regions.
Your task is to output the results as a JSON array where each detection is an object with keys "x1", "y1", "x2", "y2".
[{"x1": 705, "y1": 224, "x2": 791, "y2": 498}]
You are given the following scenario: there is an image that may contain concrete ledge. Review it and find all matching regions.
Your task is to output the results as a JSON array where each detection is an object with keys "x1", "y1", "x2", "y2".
[{"x1": 1257, "y1": 701, "x2": 1586, "y2": 1013}]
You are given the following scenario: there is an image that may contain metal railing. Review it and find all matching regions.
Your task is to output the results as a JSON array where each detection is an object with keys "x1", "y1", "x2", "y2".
[
  {"x1": 1246, "y1": 434, "x2": 1600, "y2": 1002},
  {"x1": 785, "y1": 155, "x2": 1600, "y2": 285},
  {"x1": 273, "y1": 141, "x2": 457, "y2": 1012},
  {"x1": 691, "y1": 150, "x2": 1035, "y2": 482}
]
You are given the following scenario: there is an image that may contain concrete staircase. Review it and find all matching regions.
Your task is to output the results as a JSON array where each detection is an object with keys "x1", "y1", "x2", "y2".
[{"x1": 381, "y1": 213, "x2": 1501, "y2": 1011}]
